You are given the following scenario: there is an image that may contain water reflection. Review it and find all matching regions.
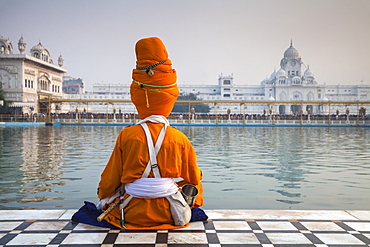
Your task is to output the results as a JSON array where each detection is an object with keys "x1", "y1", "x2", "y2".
[
  {"x1": 0, "y1": 125, "x2": 122, "y2": 209},
  {"x1": 0, "y1": 125, "x2": 369, "y2": 210},
  {"x1": 20, "y1": 127, "x2": 65, "y2": 196},
  {"x1": 181, "y1": 126, "x2": 370, "y2": 209}
]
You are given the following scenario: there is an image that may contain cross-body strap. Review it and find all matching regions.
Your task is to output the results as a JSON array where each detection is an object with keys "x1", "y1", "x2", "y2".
[{"x1": 141, "y1": 122, "x2": 167, "y2": 178}]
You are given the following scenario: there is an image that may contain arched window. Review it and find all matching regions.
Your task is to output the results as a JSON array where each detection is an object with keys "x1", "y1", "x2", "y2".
[
  {"x1": 279, "y1": 91, "x2": 287, "y2": 101},
  {"x1": 307, "y1": 92, "x2": 314, "y2": 101}
]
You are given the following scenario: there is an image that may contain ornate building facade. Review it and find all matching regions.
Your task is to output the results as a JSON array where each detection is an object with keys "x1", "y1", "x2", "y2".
[
  {"x1": 0, "y1": 35, "x2": 67, "y2": 114},
  {"x1": 257, "y1": 41, "x2": 369, "y2": 114}
]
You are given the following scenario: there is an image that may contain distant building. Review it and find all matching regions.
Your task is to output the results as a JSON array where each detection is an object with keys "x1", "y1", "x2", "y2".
[
  {"x1": 63, "y1": 76, "x2": 85, "y2": 94},
  {"x1": 179, "y1": 41, "x2": 370, "y2": 114},
  {"x1": 65, "y1": 41, "x2": 369, "y2": 115},
  {"x1": 0, "y1": 35, "x2": 67, "y2": 114}
]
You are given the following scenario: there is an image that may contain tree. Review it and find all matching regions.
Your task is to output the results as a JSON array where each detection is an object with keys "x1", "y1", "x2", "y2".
[
  {"x1": 0, "y1": 82, "x2": 12, "y2": 108},
  {"x1": 172, "y1": 93, "x2": 210, "y2": 113}
]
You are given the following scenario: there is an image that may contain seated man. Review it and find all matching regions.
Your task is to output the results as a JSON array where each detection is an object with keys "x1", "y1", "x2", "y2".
[{"x1": 97, "y1": 37, "x2": 204, "y2": 230}]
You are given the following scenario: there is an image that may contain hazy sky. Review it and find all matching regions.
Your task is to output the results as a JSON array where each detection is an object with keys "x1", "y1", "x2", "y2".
[{"x1": 1, "y1": 0, "x2": 369, "y2": 91}]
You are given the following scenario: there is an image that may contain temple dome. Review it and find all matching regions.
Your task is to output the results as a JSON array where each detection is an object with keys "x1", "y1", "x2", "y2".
[
  {"x1": 31, "y1": 42, "x2": 48, "y2": 53},
  {"x1": 275, "y1": 68, "x2": 287, "y2": 77},
  {"x1": 284, "y1": 41, "x2": 300, "y2": 59},
  {"x1": 303, "y1": 66, "x2": 314, "y2": 78},
  {"x1": 0, "y1": 36, "x2": 13, "y2": 54},
  {"x1": 30, "y1": 42, "x2": 52, "y2": 63}
]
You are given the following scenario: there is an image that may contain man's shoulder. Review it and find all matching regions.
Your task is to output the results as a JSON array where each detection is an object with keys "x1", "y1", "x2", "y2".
[
  {"x1": 167, "y1": 126, "x2": 189, "y2": 140},
  {"x1": 119, "y1": 124, "x2": 143, "y2": 139}
]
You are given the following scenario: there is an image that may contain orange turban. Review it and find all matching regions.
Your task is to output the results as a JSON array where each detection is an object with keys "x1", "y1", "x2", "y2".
[{"x1": 131, "y1": 37, "x2": 179, "y2": 119}]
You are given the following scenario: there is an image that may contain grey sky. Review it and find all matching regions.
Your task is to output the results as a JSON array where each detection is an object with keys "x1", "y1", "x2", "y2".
[{"x1": 1, "y1": 0, "x2": 369, "y2": 91}]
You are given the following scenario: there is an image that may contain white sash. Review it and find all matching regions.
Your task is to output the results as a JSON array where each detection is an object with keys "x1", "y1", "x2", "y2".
[{"x1": 125, "y1": 178, "x2": 178, "y2": 198}]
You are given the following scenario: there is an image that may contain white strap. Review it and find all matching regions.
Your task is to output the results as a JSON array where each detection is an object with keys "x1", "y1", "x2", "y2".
[{"x1": 141, "y1": 123, "x2": 167, "y2": 178}]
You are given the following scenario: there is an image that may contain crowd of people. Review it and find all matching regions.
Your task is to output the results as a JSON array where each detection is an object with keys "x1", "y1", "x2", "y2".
[{"x1": 0, "y1": 111, "x2": 368, "y2": 123}]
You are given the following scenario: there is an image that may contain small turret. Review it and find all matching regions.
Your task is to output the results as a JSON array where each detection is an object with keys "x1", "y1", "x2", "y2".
[
  {"x1": 18, "y1": 35, "x2": 26, "y2": 54},
  {"x1": 58, "y1": 54, "x2": 64, "y2": 67}
]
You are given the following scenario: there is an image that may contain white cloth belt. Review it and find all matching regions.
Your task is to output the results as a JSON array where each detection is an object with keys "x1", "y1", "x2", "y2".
[{"x1": 125, "y1": 178, "x2": 178, "y2": 199}]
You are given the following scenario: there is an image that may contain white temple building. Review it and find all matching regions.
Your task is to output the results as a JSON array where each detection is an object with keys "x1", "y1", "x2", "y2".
[
  {"x1": 0, "y1": 35, "x2": 67, "y2": 114},
  {"x1": 1, "y1": 35, "x2": 368, "y2": 115},
  {"x1": 65, "y1": 41, "x2": 369, "y2": 115}
]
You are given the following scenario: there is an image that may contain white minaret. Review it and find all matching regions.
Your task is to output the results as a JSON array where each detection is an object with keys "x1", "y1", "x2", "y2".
[
  {"x1": 58, "y1": 54, "x2": 64, "y2": 67},
  {"x1": 18, "y1": 35, "x2": 26, "y2": 54}
]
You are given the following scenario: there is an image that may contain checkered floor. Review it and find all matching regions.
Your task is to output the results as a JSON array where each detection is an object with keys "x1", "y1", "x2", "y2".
[{"x1": 0, "y1": 210, "x2": 370, "y2": 246}]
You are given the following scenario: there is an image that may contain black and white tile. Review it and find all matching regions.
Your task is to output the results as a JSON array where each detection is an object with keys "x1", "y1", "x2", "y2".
[{"x1": 0, "y1": 210, "x2": 369, "y2": 246}]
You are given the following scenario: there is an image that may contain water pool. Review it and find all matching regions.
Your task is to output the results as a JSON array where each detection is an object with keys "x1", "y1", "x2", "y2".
[{"x1": 0, "y1": 125, "x2": 369, "y2": 210}]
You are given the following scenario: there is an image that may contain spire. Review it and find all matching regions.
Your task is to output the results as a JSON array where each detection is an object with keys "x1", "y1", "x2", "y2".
[{"x1": 290, "y1": 39, "x2": 293, "y2": 47}]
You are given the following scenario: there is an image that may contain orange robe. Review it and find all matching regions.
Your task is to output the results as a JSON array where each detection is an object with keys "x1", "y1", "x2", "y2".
[{"x1": 97, "y1": 122, "x2": 204, "y2": 229}]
